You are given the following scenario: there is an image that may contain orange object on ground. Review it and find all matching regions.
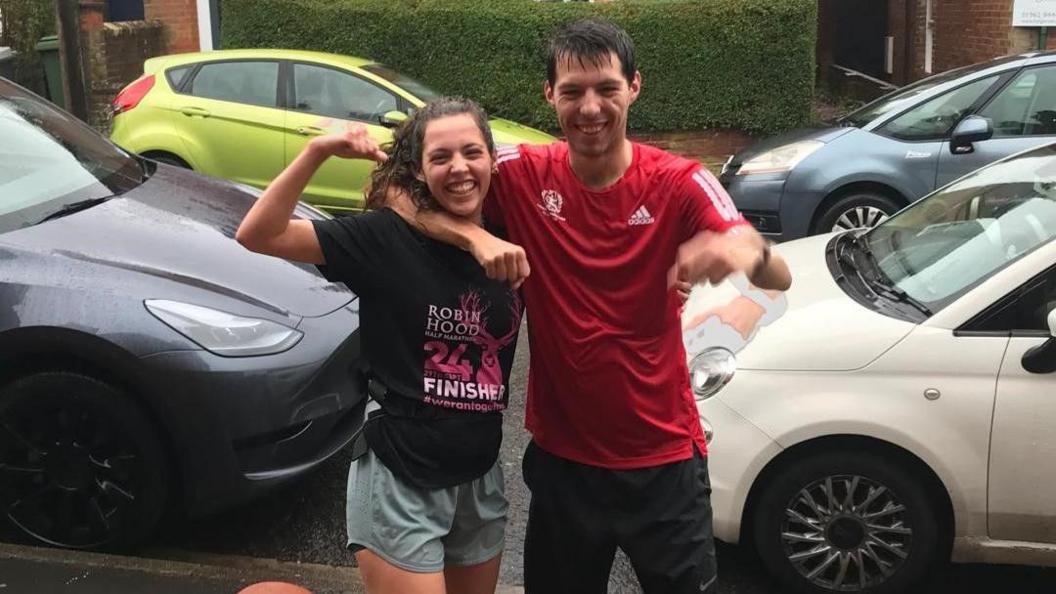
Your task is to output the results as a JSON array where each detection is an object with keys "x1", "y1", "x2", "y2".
[{"x1": 237, "y1": 583, "x2": 313, "y2": 594}]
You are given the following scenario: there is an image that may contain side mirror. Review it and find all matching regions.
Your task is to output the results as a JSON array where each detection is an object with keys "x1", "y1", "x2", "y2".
[
  {"x1": 380, "y1": 110, "x2": 408, "y2": 128},
  {"x1": 1021, "y1": 310, "x2": 1056, "y2": 374},
  {"x1": 950, "y1": 116, "x2": 993, "y2": 155}
]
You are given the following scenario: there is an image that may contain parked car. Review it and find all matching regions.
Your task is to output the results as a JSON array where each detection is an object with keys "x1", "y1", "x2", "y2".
[
  {"x1": 683, "y1": 142, "x2": 1056, "y2": 593},
  {"x1": 0, "y1": 78, "x2": 366, "y2": 550},
  {"x1": 723, "y1": 50, "x2": 1056, "y2": 242},
  {"x1": 108, "y1": 49, "x2": 556, "y2": 214}
]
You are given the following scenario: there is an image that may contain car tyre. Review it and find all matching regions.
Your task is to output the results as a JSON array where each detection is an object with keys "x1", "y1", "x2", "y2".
[
  {"x1": 0, "y1": 372, "x2": 169, "y2": 550},
  {"x1": 752, "y1": 449, "x2": 942, "y2": 594},
  {"x1": 814, "y1": 193, "x2": 900, "y2": 234}
]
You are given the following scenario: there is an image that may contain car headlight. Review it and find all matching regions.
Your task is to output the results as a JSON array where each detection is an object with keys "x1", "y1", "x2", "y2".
[
  {"x1": 689, "y1": 348, "x2": 736, "y2": 399},
  {"x1": 145, "y1": 300, "x2": 303, "y2": 357},
  {"x1": 736, "y1": 140, "x2": 823, "y2": 176}
]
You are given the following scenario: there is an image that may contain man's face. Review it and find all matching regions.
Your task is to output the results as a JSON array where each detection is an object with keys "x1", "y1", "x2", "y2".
[{"x1": 545, "y1": 52, "x2": 640, "y2": 159}]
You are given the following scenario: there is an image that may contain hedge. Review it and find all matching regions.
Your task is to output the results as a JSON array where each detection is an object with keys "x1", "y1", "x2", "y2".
[{"x1": 221, "y1": 0, "x2": 816, "y2": 134}]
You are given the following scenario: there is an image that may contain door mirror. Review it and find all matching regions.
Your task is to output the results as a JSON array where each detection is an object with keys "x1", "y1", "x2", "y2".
[
  {"x1": 950, "y1": 116, "x2": 993, "y2": 155},
  {"x1": 380, "y1": 110, "x2": 409, "y2": 128},
  {"x1": 1022, "y1": 309, "x2": 1056, "y2": 373}
]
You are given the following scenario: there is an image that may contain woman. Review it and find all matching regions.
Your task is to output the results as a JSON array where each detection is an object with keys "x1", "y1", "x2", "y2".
[{"x1": 236, "y1": 98, "x2": 524, "y2": 594}]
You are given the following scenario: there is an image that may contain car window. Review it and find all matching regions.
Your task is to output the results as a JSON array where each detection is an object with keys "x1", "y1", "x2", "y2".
[
  {"x1": 361, "y1": 63, "x2": 440, "y2": 103},
  {"x1": 879, "y1": 75, "x2": 999, "y2": 141},
  {"x1": 979, "y1": 66, "x2": 1056, "y2": 137},
  {"x1": 292, "y1": 63, "x2": 398, "y2": 123},
  {"x1": 840, "y1": 56, "x2": 1022, "y2": 128},
  {"x1": 166, "y1": 65, "x2": 193, "y2": 91},
  {"x1": 865, "y1": 147, "x2": 1056, "y2": 310},
  {"x1": 188, "y1": 61, "x2": 280, "y2": 107},
  {"x1": 971, "y1": 267, "x2": 1056, "y2": 333},
  {"x1": 0, "y1": 80, "x2": 144, "y2": 232}
]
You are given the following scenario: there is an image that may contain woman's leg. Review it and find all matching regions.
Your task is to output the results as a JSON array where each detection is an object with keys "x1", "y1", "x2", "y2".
[
  {"x1": 444, "y1": 553, "x2": 502, "y2": 594},
  {"x1": 356, "y1": 549, "x2": 447, "y2": 594}
]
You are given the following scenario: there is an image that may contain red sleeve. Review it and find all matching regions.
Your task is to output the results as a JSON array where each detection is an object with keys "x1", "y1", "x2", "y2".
[
  {"x1": 483, "y1": 144, "x2": 523, "y2": 229},
  {"x1": 679, "y1": 165, "x2": 749, "y2": 239}
]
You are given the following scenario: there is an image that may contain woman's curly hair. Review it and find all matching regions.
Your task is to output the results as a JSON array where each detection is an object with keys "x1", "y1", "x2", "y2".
[{"x1": 365, "y1": 97, "x2": 495, "y2": 212}]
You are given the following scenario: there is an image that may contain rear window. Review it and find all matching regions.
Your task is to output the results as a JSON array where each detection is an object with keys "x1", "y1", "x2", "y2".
[
  {"x1": 187, "y1": 61, "x2": 280, "y2": 108},
  {"x1": 166, "y1": 65, "x2": 193, "y2": 91}
]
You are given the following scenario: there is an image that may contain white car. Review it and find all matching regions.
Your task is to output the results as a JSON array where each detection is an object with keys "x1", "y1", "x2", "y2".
[{"x1": 682, "y1": 142, "x2": 1056, "y2": 593}]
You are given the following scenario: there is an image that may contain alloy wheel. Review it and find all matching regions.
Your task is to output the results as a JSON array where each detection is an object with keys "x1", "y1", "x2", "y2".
[
  {"x1": 0, "y1": 395, "x2": 145, "y2": 548},
  {"x1": 780, "y1": 474, "x2": 913, "y2": 591},
  {"x1": 831, "y1": 206, "x2": 890, "y2": 232}
]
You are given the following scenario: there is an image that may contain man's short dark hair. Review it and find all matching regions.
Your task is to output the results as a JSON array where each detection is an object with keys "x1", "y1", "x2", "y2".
[{"x1": 546, "y1": 18, "x2": 636, "y2": 86}]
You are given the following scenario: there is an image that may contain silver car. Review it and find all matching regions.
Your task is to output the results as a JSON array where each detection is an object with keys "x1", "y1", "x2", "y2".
[{"x1": 723, "y1": 51, "x2": 1056, "y2": 241}]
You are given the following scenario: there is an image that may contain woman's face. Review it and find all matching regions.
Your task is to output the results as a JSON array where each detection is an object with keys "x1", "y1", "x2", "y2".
[{"x1": 418, "y1": 114, "x2": 493, "y2": 221}]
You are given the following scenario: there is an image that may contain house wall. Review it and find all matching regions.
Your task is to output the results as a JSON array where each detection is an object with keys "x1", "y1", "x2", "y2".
[
  {"x1": 144, "y1": 0, "x2": 199, "y2": 54},
  {"x1": 86, "y1": 20, "x2": 165, "y2": 129},
  {"x1": 932, "y1": 0, "x2": 1015, "y2": 73}
]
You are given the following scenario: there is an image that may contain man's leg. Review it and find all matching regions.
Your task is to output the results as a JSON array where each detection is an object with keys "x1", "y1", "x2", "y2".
[
  {"x1": 618, "y1": 451, "x2": 717, "y2": 594},
  {"x1": 522, "y1": 442, "x2": 618, "y2": 594}
]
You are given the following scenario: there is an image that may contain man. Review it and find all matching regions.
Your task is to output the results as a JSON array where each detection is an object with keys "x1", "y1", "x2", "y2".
[{"x1": 394, "y1": 18, "x2": 791, "y2": 594}]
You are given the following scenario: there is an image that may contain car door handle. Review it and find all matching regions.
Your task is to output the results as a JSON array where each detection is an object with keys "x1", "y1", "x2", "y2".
[
  {"x1": 296, "y1": 126, "x2": 326, "y2": 136},
  {"x1": 180, "y1": 106, "x2": 211, "y2": 118}
]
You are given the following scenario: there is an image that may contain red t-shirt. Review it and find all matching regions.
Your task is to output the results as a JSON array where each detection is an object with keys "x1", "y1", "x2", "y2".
[{"x1": 485, "y1": 142, "x2": 747, "y2": 469}]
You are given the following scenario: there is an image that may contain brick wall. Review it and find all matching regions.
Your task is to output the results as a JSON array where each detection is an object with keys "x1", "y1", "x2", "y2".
[
  {"x1": 86, "y1": 20, "x2": 165, "y2": 129},
  {"x1": 144, "y1": 0, "x2": 198, "y2": 54},
  {"x1": 931, "y1": 0, "x2": 1014, "y2": 73}
]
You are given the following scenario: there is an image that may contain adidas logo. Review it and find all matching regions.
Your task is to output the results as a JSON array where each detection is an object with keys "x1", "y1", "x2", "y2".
[{"x1": 628, "y1": 205, "x2": 655, "y2": 226}]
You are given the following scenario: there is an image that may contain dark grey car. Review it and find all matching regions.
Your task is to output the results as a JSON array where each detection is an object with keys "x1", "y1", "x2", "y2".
[
  {"x1": 0, "y1": 79, "x2": 365, "y2": 549},
  {"x1": 724, "y1": 51, "x2": 1056, "y2": 241}
]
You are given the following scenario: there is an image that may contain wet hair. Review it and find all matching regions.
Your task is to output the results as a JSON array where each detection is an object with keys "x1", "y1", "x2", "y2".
[
  {"x1": 366, "y1": 97, "x2": 495, "y2": 212},
  {"x1": 546, "y1": 18, "x2": 636, "y2": 87}
]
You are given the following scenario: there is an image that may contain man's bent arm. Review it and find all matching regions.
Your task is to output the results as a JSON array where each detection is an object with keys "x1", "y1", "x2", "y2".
[{"x1": 385, "y1": 189, "x2": 530, "y2": 288}]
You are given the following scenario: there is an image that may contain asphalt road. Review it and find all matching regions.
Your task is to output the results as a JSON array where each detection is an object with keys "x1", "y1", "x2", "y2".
[{"x1": 5, "y1": 331, "x2": 1056, "y2": 592}]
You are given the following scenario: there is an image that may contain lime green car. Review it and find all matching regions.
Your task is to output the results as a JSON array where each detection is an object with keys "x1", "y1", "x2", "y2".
[{"x1": 110, "y1": 49, "x2": 555, "y2": 213}]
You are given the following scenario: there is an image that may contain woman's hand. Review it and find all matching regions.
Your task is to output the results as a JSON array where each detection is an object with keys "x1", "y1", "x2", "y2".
[{"x1": 309, "y1": 124, "x2": 389, "y2": 162}]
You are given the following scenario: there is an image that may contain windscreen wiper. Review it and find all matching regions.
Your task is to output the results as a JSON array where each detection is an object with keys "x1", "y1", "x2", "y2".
[
  {"x1": 852, "y1": 235, "x2": 933, "y2": 316},
  {"x1": 33, "y1": 196, "x2": 113, "y2": 225},
  {"x1": 866, "y1": 280, "x2": 933, "y2": 317}
]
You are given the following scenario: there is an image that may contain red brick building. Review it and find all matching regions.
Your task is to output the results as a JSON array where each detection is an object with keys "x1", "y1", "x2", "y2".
[
  {"x1": 105, "y1": 0, "x2": 217, "y2": 54},
  {"x1": 818, "y1": 0, "x2": 1052, "y2": 91}
]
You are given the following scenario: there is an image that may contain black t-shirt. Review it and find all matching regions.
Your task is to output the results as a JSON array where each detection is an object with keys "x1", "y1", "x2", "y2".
[{"x1": 313, "y1": 208, "x2": 522, "y2": 488}]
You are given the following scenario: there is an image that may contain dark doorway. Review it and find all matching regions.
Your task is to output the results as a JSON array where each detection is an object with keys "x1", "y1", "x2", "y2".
[
  {"x1": 834, "y1": 0, "x2": 889, "y2": 77},
  {"x1": 108, "y1": 0, "x2": 145, "y2": 22}
]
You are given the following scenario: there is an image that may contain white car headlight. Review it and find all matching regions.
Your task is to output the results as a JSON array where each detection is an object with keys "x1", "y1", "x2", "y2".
[
  {"x1": 736, "y1": 140, "x2": 823, "y2": 176},
  {"x1": 689, "y1": 348, "x2": 736, "y2": 399},
  {"x1": 145, "y1": 300, "x2": 303, "y2": 357}
]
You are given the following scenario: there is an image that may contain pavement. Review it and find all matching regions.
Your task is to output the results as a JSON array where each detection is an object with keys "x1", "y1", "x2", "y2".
[{"x1": 0, "y1": 543, "x2": 524, "y2": 594}]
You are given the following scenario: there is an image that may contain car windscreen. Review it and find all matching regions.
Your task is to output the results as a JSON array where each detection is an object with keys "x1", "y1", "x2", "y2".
[
  {"x1": 0, "y1": 80, "x2": 144, "y2": 233},
  {"x1": 865, "y1": 145, "x2": 1056, "y2": 310},
  {"x1": 361, "y1": 63, "x2": 441, "y2": 103},
  {"x1": 839, "y1": 56, "x2": 1020, "y2": 128}
]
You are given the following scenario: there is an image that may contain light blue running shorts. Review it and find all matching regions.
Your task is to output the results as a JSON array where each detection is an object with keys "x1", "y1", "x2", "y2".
[{"x1": 346, "y1": 448, "x2": 508, "y2": 573}]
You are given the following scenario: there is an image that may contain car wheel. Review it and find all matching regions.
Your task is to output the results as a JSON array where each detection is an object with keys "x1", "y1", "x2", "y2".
[
  {"x1": 0, "y1": 372, "x2": 169, "y2": 550},
  {"x1": 752, "y1": 449, "x2": 942, "y2": 594},
  {"x1": 814, "y1": 193, "x2": 900, "y2": 234}
]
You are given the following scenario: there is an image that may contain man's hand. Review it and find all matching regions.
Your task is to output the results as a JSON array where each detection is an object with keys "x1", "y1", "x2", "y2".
[
  {"x1": 309, "y1": 124, "x2": 388, "y2": 162},
  {"x1": 669, "y1": 228, "x2": 765, "y2": 287},
  {"x1": 468, "y1": 233, "x2": 531, "y2": 290}
]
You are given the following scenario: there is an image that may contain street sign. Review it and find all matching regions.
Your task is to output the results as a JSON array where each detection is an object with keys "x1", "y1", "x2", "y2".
[{"x1": 1013, "y1": 0, "x2": 1056, "y2": 26}]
